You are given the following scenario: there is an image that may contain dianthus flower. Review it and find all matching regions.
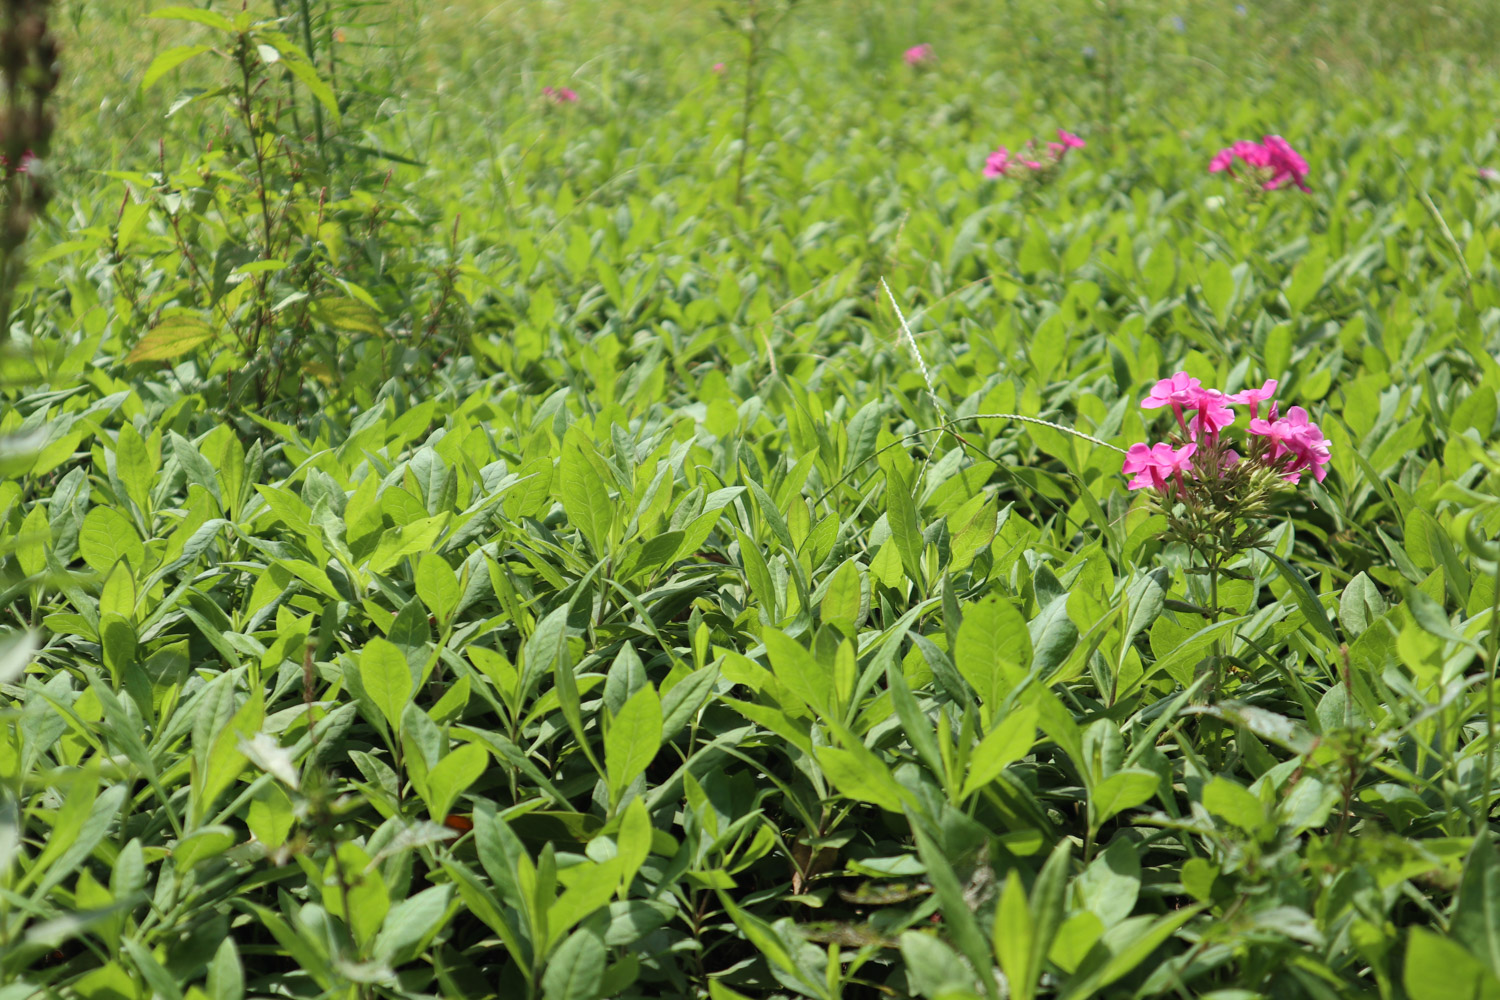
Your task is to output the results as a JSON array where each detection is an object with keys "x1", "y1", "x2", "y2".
[
  {"x1": 904, "y1": 44, "x2": 934, "y2": 67},
  {"x1": 542, "y1": 86, "x2": 579, "y2": 104}
]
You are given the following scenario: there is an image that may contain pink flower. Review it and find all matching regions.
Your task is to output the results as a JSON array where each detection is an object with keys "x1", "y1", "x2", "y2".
[
  {"x1": 1480, "y1": 167, "x2": 1499, "y2": 182},
  {"x1": 1226, "y1": 378, "x2": 1277, "y2": 419},
  {"x1": 1057, "y1": 129, "x2": 1085, "y2": 149},
  {"x1": 1249, "y1": 405, "x2": 1330, "y2": 482},
  {"x1": 1210, "y1": 136, "x2": 1308, "y2": 191},
  {"x1": 983, "y1": 147, "x2": 1012, "y2": 179},
  {"x1": 1189, "y1": 390, "x2": 1236, "y2": 441},
  {"x1": 904, "y1": 44, "x2": 934, "y2": 67},
  {"x1": 543, "y1": 86, "x2": 579, "y2": 104},
  {"x1": 1141, "y1": 371, "x2": 1203, "y2": 410},
  {"x1": 1261, "y1": 135, "x2": 1309, "y2": 191},
  {"x1": 712, "y1": 62, "x2": 727, "y2": 75},
  {"x1": 1122, "y1": 442, "x2": 1198, "y2": 493}
]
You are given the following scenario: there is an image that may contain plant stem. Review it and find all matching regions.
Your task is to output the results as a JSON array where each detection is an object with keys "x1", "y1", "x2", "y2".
[{"x1": 733, "y1": 8, "x2": 759, "y2": 208}]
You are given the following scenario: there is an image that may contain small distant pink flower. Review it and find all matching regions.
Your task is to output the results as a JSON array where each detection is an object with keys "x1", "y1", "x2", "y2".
[
  {"x1": 1057, "y1": 129, "x2": 1085, "y2": 149},
  {"x1": 983, "y1": 147, "x2": 1012, "y2": 179},
  {"x1": 712, "y1": 62, "x2": 727, "y2": 76},
  {"x1": 1480, "y1": 167, "x2": 1500, "y2": 182},
  {"x1": 542, "y1": 86, "x2": 579, "y2": 104},
  {"x1": 904, "y1": 44, "x2": 934, "y2": 67}
]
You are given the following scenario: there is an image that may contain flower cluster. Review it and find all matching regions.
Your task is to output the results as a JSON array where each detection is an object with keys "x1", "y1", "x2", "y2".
[
  {"x1": 1124, "y1": 372, "x2": 1330, "y2": 497},
  {"x1": 983, "y1": 129, "x2": 1085, "y2": 182},
  {"x1": 1208, "y1": 135, "x2": 1309, "y2": 191},
  {"x1": 904, "y1": 44, "x2": 934, "y2": 68},
  {"x1": 1123, "y1": 373, "x2": 1331, "y2": 594},
  {"x1": 542, "y1": 86, "x2": 579, "y2": 105}
]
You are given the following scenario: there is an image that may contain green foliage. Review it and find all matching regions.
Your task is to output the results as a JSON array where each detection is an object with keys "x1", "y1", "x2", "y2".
[{"x1": 3, "y1": 0, "x2": 1500, "y2": 998}]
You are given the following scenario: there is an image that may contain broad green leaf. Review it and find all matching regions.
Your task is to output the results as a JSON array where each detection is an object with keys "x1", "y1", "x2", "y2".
[
  {"x1": 126, "y1": 315, "x2": 216, "y2": 363},
  {"x1": 371, "y1": 884, "x2": 455, "y2": 964},
  {"x1": 147, "y1": 6, "x2": 237, "y2": 32},
  {"x1": 954, "y1": 594, "x2": 1030, "y2": 709},
  {"x1": 606, "y1": 684, "x2": 662, "y2": 808},
  {"x1": 960, "y1": 705, "x2": 1039, "y2": 799},
  {"x1": 424, "y1": 742, "x2": 489, "y2": 821},
  {"x1": 360, "y1": 637, "x2": 413, "y2": 735},
  {"x1": 561, "y1": 437, "x2": 614, "y2": 557},
  {"x1": 542, "y1": 926, "x2": 607, "y2": 1000},
  {"x1": 142, "y1": 44, "x2": 214, "y2": 90},
  {"x1": 1089, "y1": 769, "x2": 1158, "y2": 827},
  {"x1": 1404, "y1": 927, "x2": 1500, "y2": 1000}
]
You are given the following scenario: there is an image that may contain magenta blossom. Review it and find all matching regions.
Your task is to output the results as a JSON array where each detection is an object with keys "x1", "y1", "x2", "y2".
[
  {"x1": 1480, "y1": 167, "x2": 1500, "y2": 182},
  {"x1": 1227, "y1": 378, "x2": 1277, "y2": 418},
  {"x1": 983, "y1": 128, "x2": 1086, "y2": 182},
  {"x1": 1249, "y1": 405, "x2": 1330, "y2": 482},
  {"x1": 983, "y1": 147, "x2": 1012, "y2": 179},
  {"x1": 904, "y1": 44, "x2": 934, "y2": 67},
  {"x1": 542, "y1": 86, "x2": 579, "y2": 104},
  {"x1": 1124, "y1": 372, "x2": 1331, "y2": 494},
  {"x1": 1141, "y1": 371, "x2": 1203, "y2": 410},
  {"x1": 1123, "y1": 442, "x2": 1198, "y2": 493},
  {"x1": 1210, "y1": 135, "x2": 1309, "y2": 191},
  {"x1": 712, "y1": 62, "x2": 727, "y2": 76}
]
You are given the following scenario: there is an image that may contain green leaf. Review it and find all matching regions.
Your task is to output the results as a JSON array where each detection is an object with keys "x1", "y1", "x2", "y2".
[
  {"x1": 561, "y1": 437, "x2": 614, "y2": 557},
  {"x1": 307, "y1": 296, "x2": 382, "y2": 335},
  {"x1": 542, "y1": 926, "x2": 607, "y2": 1000},
  {"x1": 147, "y1": 6, "x2": 237, "y2": 32},
  {"x1": 1202, "y1": 775, "x2": 1266, "y2": 832},
  {"x1": 1089, "y1": 769, "x2": 1158, "y2": 827},
  {"x1": 126, "y1": 315, "x2": 216, "y2": 363},
  {"x1": 605, "y1": 684, "x2": 662, "y2": 808},
  {"x1": 206, "y1": 938, "x2": 244, "y2": 1000},
  {"x1": 415, "y1": 552, "x2": 461, "y2": 624},
  {"x1": 142, "y1": 44, "x2": 215, "y2": 90},
  {"x1": 816, "y1": 745, "x2": 906, "y2": 813},
  {"x1": 371, "y1": 884, "x2": 454, "y2": 965},
  {"x1": 819, "y1": 557, "x2": 863, "y2": 634},
  {"x1": 1266, "y1": 550, "x2": 1339, "y2": 646},
  {"x1": 424, "y1": 742, "x2": 489, "y2": 821},
  {"x1": 886, "y1": 465, "x2": 925, "y2": 586},
  {"x1": 1404, "y1": 927, "x2": 1500, "y2": 1000},
  {"x1": 959, "y1": 706, "x2": 1038, "y2": 799},
  {"x1": 281, "y1": 56, "x2": 342, "y2": 122},
  {"x1": 954, "y1": 594, "x2": 1030, "y2": 708},
  {"x1": 899, "y1": 932, "x2": 973, "y2": 998},
  {"x1": 1453, "y1": 832, "x2": 1500, "y2": 978},
  {"x1": 360, "y1": 637, "x2": 414, "y2": 735},
  {"x1": 994, "y1": 870, "x2": 1036, "y2": 1000}
]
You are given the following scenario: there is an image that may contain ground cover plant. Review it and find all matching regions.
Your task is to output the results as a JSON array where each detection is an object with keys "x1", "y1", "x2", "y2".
[{"x1": 4, "y1": 0, "x2": 1500, "y2": 997}]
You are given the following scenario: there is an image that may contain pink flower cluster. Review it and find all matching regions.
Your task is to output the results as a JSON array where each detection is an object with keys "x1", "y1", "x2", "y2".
[
  {"x1": 542, "y1": 86, "x2": 579, "y2": 104},
  {"x1": 984, "y1": 129, "x2": 1085, "y2": 179},
  {"x1": 904, "y1": 44, "x2": 934, "y2": 67},
  {"x1": 1123, "y1": 373, "x2": 1331, "y2": 493},
  {"x1": 1208, "y1": 135, "x2": 1309, "y2": 191}
]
